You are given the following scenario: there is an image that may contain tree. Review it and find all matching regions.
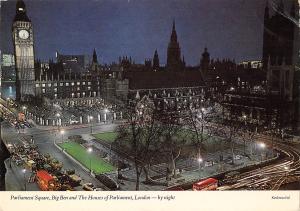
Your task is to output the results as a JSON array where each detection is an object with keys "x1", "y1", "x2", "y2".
[
  {"x1": 185, "y1": 107, "x2": 211, "y2": 160},
  {"x1": 156, "y1": 112, "x2": 187, "y2": 179},
  {"x1": 185, "y1": 101, "x2": 225, "y2": 162},
  {"x1": 115, "y1": 96, "x2": 160, "y2": 190}
]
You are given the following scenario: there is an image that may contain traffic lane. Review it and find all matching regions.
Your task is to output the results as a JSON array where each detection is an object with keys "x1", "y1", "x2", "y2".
[
  {"x1": 5, "y1": 159, "x2": 40, "y2": 191},
  {"x1": 22, "y1": 123, "x2": 118, "y2": 137},
  {"x1": 223, "y1": 139, "x2": 300, "y2": 190},
  {"x1": 23, "y1": 134, "x2": 108, "y2": 190},
  {"x1": 2, "y1": 121, "x2": 109, "y2": 190}
]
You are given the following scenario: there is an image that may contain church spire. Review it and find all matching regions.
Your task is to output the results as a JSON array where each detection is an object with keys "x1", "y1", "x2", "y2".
[
  {"x1": 171, "y1": 19, "x2": 178, "y2": 43},
  {"x1": 167, "y1": 20, "x2": 182, "y2": 71},
  {"x1": 153, "y1": 49, "x2": 160, "y2": 70},
  {"x1": 92, "y1": 48, "x2": 98, "y2": 63}
]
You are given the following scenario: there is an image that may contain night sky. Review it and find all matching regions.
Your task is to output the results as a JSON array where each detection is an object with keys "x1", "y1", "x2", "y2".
[{"x1": 1, "y1": 0, "x2": 268, "y2": 65}]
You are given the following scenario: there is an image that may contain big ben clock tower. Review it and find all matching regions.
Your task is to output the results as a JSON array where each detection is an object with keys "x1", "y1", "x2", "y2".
[{"x1": 12, "y1": 0, "x2": 35, "y2": 102}]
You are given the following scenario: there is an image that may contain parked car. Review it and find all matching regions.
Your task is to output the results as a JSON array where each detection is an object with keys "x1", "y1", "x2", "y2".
[{"x1": 83, "y1": 183, "x2": 94, "y2": 191}]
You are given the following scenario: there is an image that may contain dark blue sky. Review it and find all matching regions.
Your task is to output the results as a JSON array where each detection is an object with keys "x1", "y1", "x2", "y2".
[{"x1": 1, "y1": 0, "x2": 267, "y2": 65}]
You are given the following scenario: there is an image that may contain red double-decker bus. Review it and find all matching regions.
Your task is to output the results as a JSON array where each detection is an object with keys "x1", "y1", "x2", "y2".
[{"x1": 192, "y1": 178, "x2": 218, "y2": 191}]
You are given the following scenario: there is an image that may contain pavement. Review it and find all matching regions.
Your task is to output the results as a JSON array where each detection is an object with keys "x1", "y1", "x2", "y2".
[
  {"x1": 3, "y1": 120, "x2": 118, "y2": 191},
  {"x1": 74, "y1": 132, "x2": 274, "y2": 191},
  {"x1": 4, "y1": 116, "x2": 276, "y2": 191}
]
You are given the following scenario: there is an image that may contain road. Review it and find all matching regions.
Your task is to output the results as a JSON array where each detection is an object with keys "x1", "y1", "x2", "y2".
[
  {"x1": 3, "y1": 120, "x2": 117, "y2": 191},
  {"x1": 221, "y1": 134, "x2": 300, "y2": 190}
]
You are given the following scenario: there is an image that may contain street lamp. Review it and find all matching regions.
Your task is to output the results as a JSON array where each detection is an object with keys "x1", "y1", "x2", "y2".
[
  {"x1": 6, "y1": 98, "x2": 10, "y2": 107},
  {"x1": 197, "y1": 157, "x2": 203, "y2": 176},
  {"x1": 104, "y1": 108, "x2": 109, "y2": 123},
  {"x1": 284, "y1": 166, "x2": 290, "y2": 180},
  {"x1": 56, "y1": 113, "x2": 61, "y2": 131},
  {"x1": 60, "y1": 129, "x2": 65, "y2": 143},
  {"x1": 259, "y1": 142, "x2": 266, "y2": 149},
  {"x1": 243, "y1": 115, "x2": 247, "y2": 126},
  {"x1": 258, "y1": 142, "x2": 266, "y2": 161},
  {"x1": 22, "y1": 106, "x2": 27, "y2": 115},
  {"x1": 22, "y1": 168, "x2": 26, "y2": 191},
  {"x1": 87, "y1": 147, "x2": 93, "y2": 174},
  {"x1": 89, "y1": 116, "x2": 93, "y2": 134}
]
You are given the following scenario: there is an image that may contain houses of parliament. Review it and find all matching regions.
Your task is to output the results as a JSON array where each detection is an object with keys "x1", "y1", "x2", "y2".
[{"x1": 7, "y1": 0, "x2": 300, "y2": 129}]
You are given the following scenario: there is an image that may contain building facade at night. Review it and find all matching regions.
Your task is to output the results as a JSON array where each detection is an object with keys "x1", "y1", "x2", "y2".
[
  {"x1": 221, "y1": 0, "x2": 300, "y2": 130},
  {"x1": 10, "y1": 0, "x2": 207, "y2": 112}
]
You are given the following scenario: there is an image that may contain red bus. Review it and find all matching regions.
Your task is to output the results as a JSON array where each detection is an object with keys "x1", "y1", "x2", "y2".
[
  {"x1": 192, "y1": 178, "x2": 218, "y2": 191},
  {"x1": 36, "y1": 170, "x2": 59, "y2": 191}
]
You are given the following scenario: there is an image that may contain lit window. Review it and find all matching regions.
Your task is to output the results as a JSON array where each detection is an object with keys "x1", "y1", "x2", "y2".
[
  {"x1": 54, "y1": 94, "x2": 57, "y2": 99},
  {"x1": 36, "y1": 84, "x2": 40, "y2": 88},
  {"x1": 54, "y1": 83, "x2": 57, "y2": 86},
  {"x1": 66, "y1": 83, "x2": 69, "y2": 86},
  {"x1": 54, "y1": 88, "x2": 57, "y2": 92},
  {"x1": 82, "y1": 82, "x2": 86, "y2": 85},
  {"x1": 88, "y1": 82, "x2": 91, "y2": 85},
  {"x1": 42, "y1": 84, "x2": 46, "y2": 87},
  {"x1": 42, "y1": 89, "x2": 45, "y2": 93},
  {"x1": 77, "y1": 87, "x2": 80, "y2": 91},
  {"x1": 88, "y1": 86, "x2": 91, "y2": 90},
  {"x1": 71, "y1": 82, "x2": 75, "y2": 86},
  {"x1": 48, "y1": 83, "x2": 52, "y2": 87},
  {"x1": 71, "y1": 93, "x2": 74, "y2": 98},
  {"x1": 60, "y1": 83, "x2": 64, "y2": 86},
  {"x1": 77, "y1": 82, "x2": 80, "y2": 85}
]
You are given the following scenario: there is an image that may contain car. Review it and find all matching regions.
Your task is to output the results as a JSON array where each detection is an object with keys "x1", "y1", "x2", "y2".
[
  {"x1": 15, "y1": 159, "x2": 23, "y2": 166},
  {"x1": 204, "y1": 161, "x2": 213, "y2": 167},
  {"x1": 235, "y1": 155, "x2": 242, "y2": 160},
  {"x1": 24, "y1": 122, "x2": 31, "y2": 128},
  {"x1": 83, "y1": 183, "x2": 94, "y2": 191}
]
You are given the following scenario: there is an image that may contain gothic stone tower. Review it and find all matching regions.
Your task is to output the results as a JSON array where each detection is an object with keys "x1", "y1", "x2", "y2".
[
  {"x1": 153, "y1": 49, "x2": 160, "y2": 70},
  {"x1": 12, "y1": 0, "x2": 36, "y2": 102},
  {"x1": 167, "y1": 21, "x2": 183, "y2": 71},
  {"x1": 263, "y1": 0, "x2": 299, "y2": 101},
  {"x1": 262, "y1": 0, "x2": 300, "y2": 128},
  {"x1": 200, "y1": 47, "x2": 210, "y2": 77}
]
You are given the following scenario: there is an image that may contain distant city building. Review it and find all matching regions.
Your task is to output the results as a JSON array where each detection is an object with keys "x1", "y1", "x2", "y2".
[
  {"x1": 222, "y1": 0, "x2": 300, "y2": 129},
  {"x1": 2, "y1": 54, "x2": 15, "y2": 67},
  {"x1": 1, "y1": 53, "x2": 16, "y2": 81},
  {"x1": 56, "y1": 51, "x2": 90, "y2": 73},
  {"x1": 239, "y1": 60, "x2": 263, "y2": 69}
]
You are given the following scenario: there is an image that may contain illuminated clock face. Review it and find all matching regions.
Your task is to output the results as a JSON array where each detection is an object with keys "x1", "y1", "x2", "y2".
[{"x1": 18, "y1": 30, "x2": 29, "y2": 40}]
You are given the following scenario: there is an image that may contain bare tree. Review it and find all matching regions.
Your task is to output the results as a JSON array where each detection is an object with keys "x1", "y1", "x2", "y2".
[
  {"x1": 115, "y1": 96, "x2": 160, "y2": 190},
  {"x1": 157, "y1": 112, "x2": 187, "y2": 179}
]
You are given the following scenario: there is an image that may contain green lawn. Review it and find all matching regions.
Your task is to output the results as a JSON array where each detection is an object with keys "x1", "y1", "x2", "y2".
[
  {"x1": 58, "y1": 142, "x2": 115, "y2": 174},
  {"x1": 93, "y1": 132, "x2": 118, "y2": 143}
]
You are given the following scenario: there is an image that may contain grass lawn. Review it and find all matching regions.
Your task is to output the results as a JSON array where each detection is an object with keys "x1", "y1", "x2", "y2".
[
  {"x1": 58, "y1": 142, "x2": 115, "y2": 174},
  {"x1": 93, "y1": 132, "x2": 118, "y2": 143}
]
